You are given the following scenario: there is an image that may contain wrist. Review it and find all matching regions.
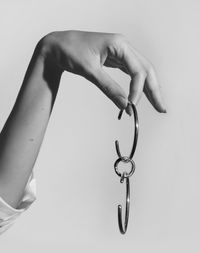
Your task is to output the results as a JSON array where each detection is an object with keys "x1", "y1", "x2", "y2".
[{"x1": 35, "y1": 33, "x2": 64, "y2": 75}]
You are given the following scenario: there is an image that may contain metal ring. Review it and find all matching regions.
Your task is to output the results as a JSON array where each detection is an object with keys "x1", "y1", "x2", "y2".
[
  {"x1": 118, "y1": 176, "x2": 130, "y2": 234},
  {"x1": 115, "y1": 101, "x2": 139, "y2": 160},
  {"x1": 114, "y1": 156, "x2": 135, "y2": 179}
]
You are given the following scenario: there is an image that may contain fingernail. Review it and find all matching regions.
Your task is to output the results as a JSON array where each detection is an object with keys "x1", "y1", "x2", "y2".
[
  {"x1": 162, "y1": 103, "x2": 167, "y2": 113},
  {"x1": 129, "y1": 94, "x2": 139, "y2": 108},
  {"x1": 116, "y1": 99, "x2": 126, "y2": 112},
  {"x1": 125, "y1": 103, "x2": 132, "y2": 116}
]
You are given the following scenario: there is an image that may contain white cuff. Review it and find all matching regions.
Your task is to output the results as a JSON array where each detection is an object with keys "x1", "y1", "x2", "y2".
[{"x1": 0, "y1": 171, "x2": 36, "y2": 235}]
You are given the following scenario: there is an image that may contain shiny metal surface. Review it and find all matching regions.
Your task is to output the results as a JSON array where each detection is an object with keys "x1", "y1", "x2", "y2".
[
  {"x1": 118, "y1": 176, "x2": 130, "y2": 234},
  {"x1": 114, "y1": 156, "x2": 135, "y2": 179},
  {"x1": 115, "y1": 102, "x2": 139, "y2": 159},
  {"x1": 113, "y1": 101, "x2": 139, "y2": 235}
]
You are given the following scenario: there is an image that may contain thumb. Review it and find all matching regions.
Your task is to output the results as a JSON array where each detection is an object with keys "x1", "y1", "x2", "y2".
[{"x1": 90, "y1": 67, "x2": 128, "y2": 110}]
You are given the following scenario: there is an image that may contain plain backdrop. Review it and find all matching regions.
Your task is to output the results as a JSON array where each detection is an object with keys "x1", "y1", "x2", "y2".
[{"x1": 0, "y1": 0, "x2": 199, "y2": 252}]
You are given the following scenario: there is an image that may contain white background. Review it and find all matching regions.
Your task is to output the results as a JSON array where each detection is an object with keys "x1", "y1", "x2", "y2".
[{"x1": 0, "y1": 0, "x2": 199, "y2": 252}]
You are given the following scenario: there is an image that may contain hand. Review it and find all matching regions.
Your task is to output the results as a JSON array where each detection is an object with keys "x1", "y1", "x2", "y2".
[
  {"x1": 0, "y1": 30, "x2": 166, "y2": 214},
  {"x1": 40, "y1": 30, "x2": 167, "y2": 114}
]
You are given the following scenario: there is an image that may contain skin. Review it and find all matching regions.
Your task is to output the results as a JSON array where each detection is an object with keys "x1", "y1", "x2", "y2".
[{"x1": 0, "y1": 30, "x2": 167, "y2": 209}]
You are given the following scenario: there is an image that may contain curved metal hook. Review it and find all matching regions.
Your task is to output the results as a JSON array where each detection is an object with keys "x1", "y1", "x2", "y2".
[
  {"x1": 114, "y1": 102, "x2": 139, "y2": 234},
  {"x1": 115, "y1": 102, "x2": 139, "y2": 159},
  {"x1": 118, "y1": 174, "x2": 130, "y2": 234}
]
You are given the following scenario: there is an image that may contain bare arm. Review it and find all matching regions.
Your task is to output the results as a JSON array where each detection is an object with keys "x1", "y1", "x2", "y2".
[
  {"x1": 0, "y1": 30, "x2": 166, "y2": 209},
  {"x1": 0, "y1": 39, "x2": 62, "y2": 208}
]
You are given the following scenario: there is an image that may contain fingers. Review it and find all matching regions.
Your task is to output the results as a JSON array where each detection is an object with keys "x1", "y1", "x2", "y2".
[
  {"x1": 86, "y1": 67, "x2": 128, "y2": 110},
  {"x1": 128, "y1": 73, "x2": 146, "y2": 105},
  {"x1": 121, "y1": 49, "x2": 146, "y2": 110},
  {"x1": 144, "y1": 68, "x2": 167, "y2": 113},
  {"x1": 122, "y1": 45, "x2": 167, "y2": 113},
  {"x1": 124, "y1": 72, "x2": 145, "y2": 116},
  {"x1": 81, "y1": 32, "x2": 167, "y2": 113}
]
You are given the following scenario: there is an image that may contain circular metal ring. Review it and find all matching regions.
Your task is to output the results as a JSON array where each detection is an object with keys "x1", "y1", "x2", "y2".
[
  {"x1": 114, "y1": 156, "x2": 135, "y2": 178},
  {"x1": 115, "y1": 101, "x2": 139, "y2": 160}
]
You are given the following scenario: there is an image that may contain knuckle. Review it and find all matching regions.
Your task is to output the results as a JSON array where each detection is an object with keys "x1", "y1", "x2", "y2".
[
  {"x1": 146, "y1": 63, "x2": 156, "y2": 76},
  {"x1": 108, "y1": 33, "x2": 128, "y2": 58},
  {"x1": 139, "y1": 69, "x2": 147, "y2": 78},
  {"x1": 111, "y1": 33, "x2": 127, "y2": 48},
  {"x1": 134, "y1": 68, "x2": 147, "y2": 79}
]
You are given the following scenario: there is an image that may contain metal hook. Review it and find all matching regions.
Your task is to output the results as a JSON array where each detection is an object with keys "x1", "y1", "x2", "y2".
[
  {"x1": 114, "y1": 157, "x2": 135, "y2": 234},
  {"x1": 118, "y1": 174, "x2": 130, "y2": 234},
  {"x1": 114, "y1": 101, "x2": 139, "y2": 234},
  {"x1": 115, "y1": 102, "x2": 139, "y2": 159}
]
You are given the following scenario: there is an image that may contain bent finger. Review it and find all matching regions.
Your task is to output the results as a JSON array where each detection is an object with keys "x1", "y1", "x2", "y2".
[
  {"x1": 87, "y1": 67, "x2": 128, "y2": 110},
  {"x1": 145, "y1": 69, "x2": 167, "y2": 113},
  {"x1": 128, "y1": 72, "x2": 146, "y2": 105}
]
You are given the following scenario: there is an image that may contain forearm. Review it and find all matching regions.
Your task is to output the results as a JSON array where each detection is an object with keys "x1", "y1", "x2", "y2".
[{"x1": 0, "y1": 38, "x2": 62, "y2": 208}]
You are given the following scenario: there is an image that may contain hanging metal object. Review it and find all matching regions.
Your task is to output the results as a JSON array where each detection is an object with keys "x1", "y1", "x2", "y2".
[{"x1": 114, "y1": 101, "x2": 139, "y2": 234}]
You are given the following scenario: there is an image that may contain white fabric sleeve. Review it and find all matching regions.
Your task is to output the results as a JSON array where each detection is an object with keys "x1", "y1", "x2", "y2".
[{"x1": 0, "y1": 171, "x2": 36, "y2": 235}]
